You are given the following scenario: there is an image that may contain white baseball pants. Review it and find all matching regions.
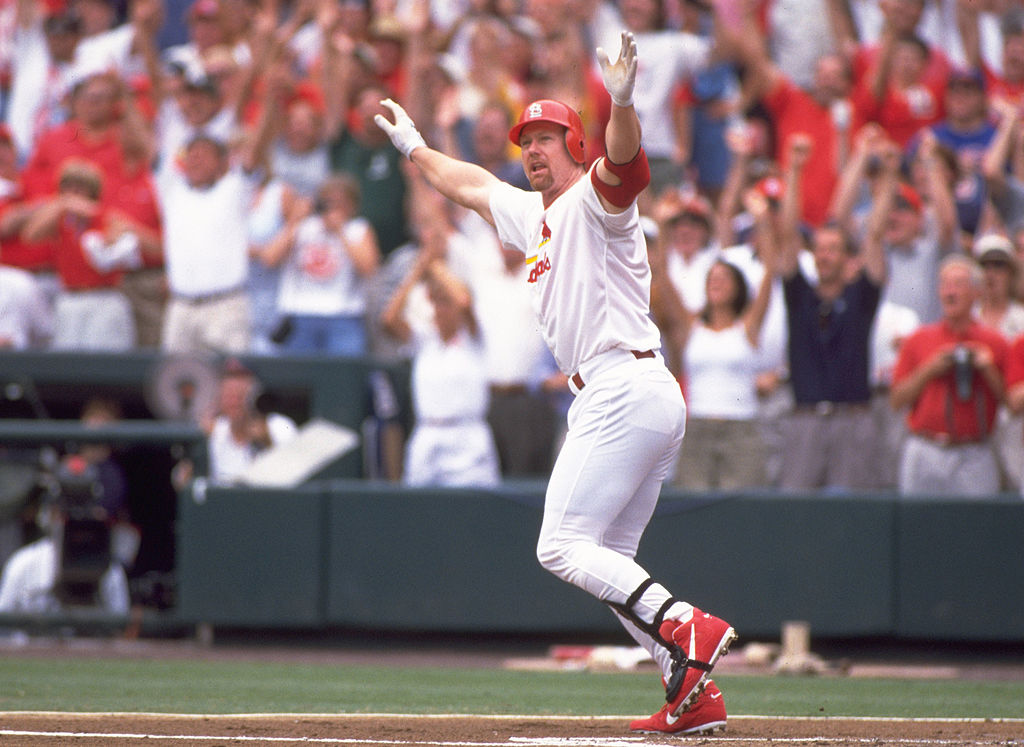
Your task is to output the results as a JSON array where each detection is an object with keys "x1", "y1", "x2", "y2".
[{"x1": 536, "y1": 350, "x2": 689, "y2": 679}]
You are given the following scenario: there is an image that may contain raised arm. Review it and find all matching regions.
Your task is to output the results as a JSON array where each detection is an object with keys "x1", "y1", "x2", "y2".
[
  {"x1": 715, "y1": 122, "x2": 756, "y2": 248},
  {"x1": 860, "y1": 139, "x2": 898, "y2": 287},
  {"x1": 779, "y1": 133, "x2": 812, "y2": 278},
  {"x1": 916, "y1": 128, "x2": 957, "y2": 244},
  {"x1": 742, "y1": 191, "x2": 780, "y2": 348},
  {"x1": 130, "y1": 0, "x2": 167, "y2": 106},
  {"x1": 597, "y1": 32, "x2": 642, "y2": 166},
  {"x1": 981, "y1": 97, "x2": 1019, "y2": 201},
  {"x1": 827, "y1": 123, "x2": 883, "y2": 230},
  {"x1": 729, "y1": 0, "x2": 785, "y2": 104},
  {"x1": 956, "y1": 0, "x2": 982, "y2": 71},
  {"x1": 648, "y1": 195, "x2": 696, "y2": 378},
  {"x1": 375, "y1": 99, "x2": 500, "y2": 225},
  {"x1": 594, "y1": 31, "x2": 649, "y2": 214}
]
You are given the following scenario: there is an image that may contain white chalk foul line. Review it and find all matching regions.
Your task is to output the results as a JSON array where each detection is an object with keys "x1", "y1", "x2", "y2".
[
  {"x1": 1, "y1": 730, "x2": 1022, "y2": 746},
  {"x1": 0, "y1": 734, "x2": 648, "y2": 747},
  {"x1": 4, "y1": 712, "x2": 1024, "y2": 722}
]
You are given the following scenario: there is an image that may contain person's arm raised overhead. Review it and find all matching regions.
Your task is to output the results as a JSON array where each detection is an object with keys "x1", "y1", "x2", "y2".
[
  {"x1": 375, "y1": 98, "x2": 500, "y2": 226},
  {"x1": 593, "y1": 31, "x2": 650, "y2": 215}
]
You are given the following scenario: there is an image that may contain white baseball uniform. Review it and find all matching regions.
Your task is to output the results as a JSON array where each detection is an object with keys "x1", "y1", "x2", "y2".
[
  {"x1": 403, "y1": 323, "x2": 501, "y2": 488},
  {"x1": 489, "y1": 166, "x2": 690, "y2": 679}
]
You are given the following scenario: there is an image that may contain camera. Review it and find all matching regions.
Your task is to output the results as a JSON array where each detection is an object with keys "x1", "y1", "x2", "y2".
[
  {"x1": 46, "y1": 457, "x2": 113, "y2": 607},
  {"x1": 951, "y1": 345, "x2": 974, "y2": 402}
]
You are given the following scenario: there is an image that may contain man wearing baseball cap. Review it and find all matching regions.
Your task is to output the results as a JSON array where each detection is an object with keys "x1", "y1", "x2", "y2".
[{"x1": 375, "y1": 31, "x2": 734, "y2": 736}]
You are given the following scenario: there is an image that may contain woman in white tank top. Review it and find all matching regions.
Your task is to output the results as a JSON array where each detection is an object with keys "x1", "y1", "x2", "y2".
[{"x1": 650, "y1": 194, "x2": 779, "y2": 490}]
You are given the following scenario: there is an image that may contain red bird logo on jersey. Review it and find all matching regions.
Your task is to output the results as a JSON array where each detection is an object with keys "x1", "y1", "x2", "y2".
[{"x1": 528, "y1": 220, "x2": 552, "y2": 283}]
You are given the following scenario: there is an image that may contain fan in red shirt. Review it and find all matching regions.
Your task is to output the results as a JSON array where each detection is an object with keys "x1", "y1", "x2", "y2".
[
  {"x1": 890, "y1": 255, "x2": 1009, "y2": 496},
  {"x1": 20, "y1": 160, "x2": 139, "y2": 350},
  {"x1": 730, "y1": 1, "x2": 853, "y2": 228},
  {"x1": 20, "y1": 69, "x2": 152, "y2": 207},
  {"x1": 851, "y1": 31, "x2": 946, "y2": 148},
  {"x1": 1007, "y1": 332, "x2": 1024, "y2": 494},
  {"x1": 0, "y1": 124, "x2": 55, "y2": 274},
  {"x1": 959, "y1": 0, "x2": 1024, "y2": 109}
]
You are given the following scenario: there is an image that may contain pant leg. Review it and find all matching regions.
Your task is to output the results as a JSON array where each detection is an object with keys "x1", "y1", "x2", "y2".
[
  {"x1": 898, "y1": 435, "x2": 1000, "y2": 497},
  {"x1": 825, "y1": 409, "x2": 877, "y2": 491},
  {"x1": 200, "y1": 294, "x2": 250, "y2": 354},
  {"x1": 325, "y1": 315, "x2": 368, "y2": 356},
  {"x1": 536, "y1": 360, "x2": 687, "y2": 666},
  {"x1": 672, "y1": 418, "x2": 716, "y2": 490},
  {"x1": 713, "y1": 419, "x2": 768, "y2": 491},
  {"x1": 778, "y1": 411, "x2": 829, "y2": 491}
]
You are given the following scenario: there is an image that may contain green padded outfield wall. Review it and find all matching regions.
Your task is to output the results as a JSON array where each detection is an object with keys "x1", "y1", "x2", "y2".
[
  {"x1": 177, "y1": 486, "x2": 329, "y2": 626},
  {"x1": 171, "y1": 483, "x2": 1024, "y2": 641},
  {"x1": 895, "y1": 495, "x2": 1024, "y2": 640}
]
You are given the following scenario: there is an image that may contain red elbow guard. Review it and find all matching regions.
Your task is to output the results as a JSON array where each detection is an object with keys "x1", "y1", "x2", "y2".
[{"x1": 591, "y1": 148, "x2": 651, "y2": 208}]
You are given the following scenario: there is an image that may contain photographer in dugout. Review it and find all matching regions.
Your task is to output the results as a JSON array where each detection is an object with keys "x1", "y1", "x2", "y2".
[
  {"x1": 205, "y1": 358, "x2": 298, "y2": 485},
  {"x1": 0, "y1": 455, "x2": 129, "y2": 616}
]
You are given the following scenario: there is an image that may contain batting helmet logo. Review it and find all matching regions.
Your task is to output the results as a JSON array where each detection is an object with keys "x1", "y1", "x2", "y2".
[{"x1": 509, "y1": 99, "x2": 586, "y2": 164}]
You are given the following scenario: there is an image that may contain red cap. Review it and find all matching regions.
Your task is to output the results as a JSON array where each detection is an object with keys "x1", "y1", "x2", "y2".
[
  {"x1": 287, "y1": 80, "x2": 326, "y2": 115},
  {"x1": 508, "y1": 99, "x2": 585, "y2": 164}
]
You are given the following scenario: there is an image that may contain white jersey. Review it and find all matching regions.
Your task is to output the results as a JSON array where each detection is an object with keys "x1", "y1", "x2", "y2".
[
  {"x1": 157, "y1": 166, "x2": 258, "y2": 297},
  {"x1": 276, "y1": 215, "x2": 372, "y2": 317},
  {"x1": 488, "y1": 167, "x2": 661, "y2": 375}
]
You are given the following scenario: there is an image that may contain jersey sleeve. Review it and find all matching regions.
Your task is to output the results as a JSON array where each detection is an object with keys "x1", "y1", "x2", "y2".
[{"x1": 488, "y1": 181, "x2": 537, "y2": 255}]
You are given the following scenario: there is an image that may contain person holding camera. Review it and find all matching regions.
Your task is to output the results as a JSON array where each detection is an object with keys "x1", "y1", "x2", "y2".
[
  {"x1": 890, "y1": 255, "x2": 1010, "y2": 497},
  {"x1": 260, "y1": 174, "x2": 380, "y2": 356},
  {"x1": 206, "y1": 358, "x2": 298, "y2": 485},
  {"x1": 0, "y1": 456, "x2": 129, "y2": 616}
]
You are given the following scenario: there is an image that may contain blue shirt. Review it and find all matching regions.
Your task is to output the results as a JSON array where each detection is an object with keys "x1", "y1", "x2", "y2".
[{"x1": 784, "y1": 271, "x2": 881, "y2": 404}]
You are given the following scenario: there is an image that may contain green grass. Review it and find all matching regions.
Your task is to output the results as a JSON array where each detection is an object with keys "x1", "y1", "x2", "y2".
[{"x1": 1, "y1": 658, "x2": 1023, "y2": 719}]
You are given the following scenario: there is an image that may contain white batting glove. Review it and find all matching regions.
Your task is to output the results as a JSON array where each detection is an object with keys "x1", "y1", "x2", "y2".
[
  {"x1": 596, "y1": 31, "x2": 638, "y2": 108},
  {"x1": 374, "y1": 98, "x2": 427, "y2": 159}
]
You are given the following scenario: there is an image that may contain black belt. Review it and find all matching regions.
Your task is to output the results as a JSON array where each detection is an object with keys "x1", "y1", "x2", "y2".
[{"x1": 571, "y1": 349, "x2": 655, "y2": 391}]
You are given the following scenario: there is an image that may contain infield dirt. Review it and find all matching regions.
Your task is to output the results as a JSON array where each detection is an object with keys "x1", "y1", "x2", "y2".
[{"x1": 2, "y1": 712, "x2": 1024, "y2": 746}]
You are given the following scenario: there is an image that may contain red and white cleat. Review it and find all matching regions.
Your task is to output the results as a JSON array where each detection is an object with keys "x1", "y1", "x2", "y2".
[
  {"x1": 660, "y1": 607, "x2": 736, "y2": 716},
  {"x1": 630, "y1": 680, "x2": 727, "y2": 735}
]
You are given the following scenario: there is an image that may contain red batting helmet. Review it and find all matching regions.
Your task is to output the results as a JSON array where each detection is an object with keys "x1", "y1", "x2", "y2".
[{"x1": 508, "y1": 99, "x2": 585, "y2": 164}]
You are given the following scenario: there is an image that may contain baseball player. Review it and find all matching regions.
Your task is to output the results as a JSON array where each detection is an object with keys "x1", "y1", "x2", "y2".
[{"x1": 375, "y1": 31, "x2": 735, "y2": 735}]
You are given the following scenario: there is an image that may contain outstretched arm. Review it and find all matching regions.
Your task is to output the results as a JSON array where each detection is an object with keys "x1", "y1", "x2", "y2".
[
  {"x1": 594, "y1": 31, "x2": 648, "y2": 214},
  {"x1": 376, "y1": 99, "x2": 500, "y2": 225}
]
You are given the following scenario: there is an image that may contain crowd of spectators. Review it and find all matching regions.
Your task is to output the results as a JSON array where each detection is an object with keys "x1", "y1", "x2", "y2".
[{"x1": 2, "y1": 0, "x2": 1024, "y2": 497}]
